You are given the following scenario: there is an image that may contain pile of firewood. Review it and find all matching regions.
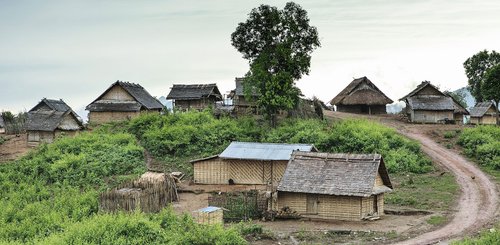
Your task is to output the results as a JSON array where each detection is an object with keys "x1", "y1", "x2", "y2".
[{"x1": 276, "y1": 206, "x2": 301, "y2": 219}]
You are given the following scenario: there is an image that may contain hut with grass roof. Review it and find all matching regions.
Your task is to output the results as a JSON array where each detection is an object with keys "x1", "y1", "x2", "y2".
[
  {"x1": 99, "y1": 172, "x2": 178, "y2": 213},
  {"x1": 86, "y1": 81, "x2": 164, "y2": 124},
  {"x1": 469, "y1": 101, "x2": 498, "y2": 125},
  {"x1": 26, "y1": 98, "x2": 83, "y2": 145},
  {"x1": 191, "y1": 142, "x2": 317, "y2": 186},
  {"x1": 228, "y1": 77, "x2": 260, "y2": 115},
  {"x1": 329, "y1": 76, "x2": 393, "y2": 114},
  {"x1": 166, "y1": 83, "x2": 222, "y2": 111},
  {"x1": 400, "y1": 81, "x2": 459, "y2": 123},
  {"x1": 276, "y1": 151, "x2": 393, "y2": 221}
]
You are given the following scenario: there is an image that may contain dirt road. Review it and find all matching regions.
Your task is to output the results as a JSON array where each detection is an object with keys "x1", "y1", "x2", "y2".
[{"x1": 325, "y1": 111, "x2": 499, "y2": 244}]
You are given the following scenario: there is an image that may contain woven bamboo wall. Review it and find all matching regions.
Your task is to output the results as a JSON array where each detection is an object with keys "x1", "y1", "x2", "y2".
[
  {"x1": 229, "y1": 160, "x2": 265, "y2": 184},
  {"x1": 375, "y1": 173, "x2": 384, "y2": 186},
  {"x1": 193, "y1": 158, "x2": 229, "y2": 184},
  {"x1": 102, "y1": 85, "x2": 135, "y2": 101},
  {"x1": 272, "y1": 161, "x2": 288, "y2": 185},
  {"x1": 89, "y1": 111, "x2": 140, "y2": 124},
  {"x1": 413, "y1": 110, "x2": 453, "y2": 123},
  {"x1": 277, "y1": 192, "x2": 364, "y2": 221},
  {"x1": 378, "y1": 194, "x2": 385, "y2": 215},
  {"x1": 195, "y1": 209, "x2": 224, "y2": 225}
]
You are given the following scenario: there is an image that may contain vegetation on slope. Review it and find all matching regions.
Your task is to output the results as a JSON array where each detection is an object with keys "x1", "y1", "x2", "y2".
[
  {"x1": 128, "y1": 112, "x2": 433, "y2": 174},
  {"x1": 452, "y1": 224, "x2": 500, "y2": 245},
  {"x1": 458, "y1": 125, "x2": 500, "y2": 170}
]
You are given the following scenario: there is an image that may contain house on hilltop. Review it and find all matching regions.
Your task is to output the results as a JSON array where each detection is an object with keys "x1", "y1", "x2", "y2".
[
  {"x1": 86, "y1": 81, "x2": 163, "y2": 124},
  {"x1": 166, "y1": 84, "x2": 222, "y2": 111},
  {"x1": 26, "y1": 98, "x2": 83, "y2": 145},
  {"x1": 400, "y1": 81, "x2": 460, "y2": 123},
  {"x1": 228, "y1": 78, "x2": 260, "y2": 115},
  {"x1": 191, "y1": 142, "x2": 317, "y2": 186},
  {"x1": 330, "y1": 77, "x2": 393, "y2": 114},
  {"x1": 276, "y1": 152, "x2": 393, "y2": 221},
  {"x1": 469, "y1": 101, "x2": 498, "y2": 125}
]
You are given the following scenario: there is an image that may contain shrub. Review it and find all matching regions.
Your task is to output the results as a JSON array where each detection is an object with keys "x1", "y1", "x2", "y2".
[{"x1": 458, "y1": 126, "x2": 500, "y2": 170}]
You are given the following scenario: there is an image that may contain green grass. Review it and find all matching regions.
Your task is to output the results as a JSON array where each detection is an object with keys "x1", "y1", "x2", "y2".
[
  {"x1": 386, "y1": 172, "x2": 459, "y2": 211},
  {"x1": 452, "y1": 223, "x2": 500, "y2": 245},
  {"x1": 427, "y1": 215, "x2": 447, "y2": 226}
]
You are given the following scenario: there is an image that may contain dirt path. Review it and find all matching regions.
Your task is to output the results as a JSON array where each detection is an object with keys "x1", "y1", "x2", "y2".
[
  {"x1": 0, "y1": 134, "x2": 30, "y2": 163},
  {"x1": 324, "y1": 111, "x2": 499, "y2": 244}
]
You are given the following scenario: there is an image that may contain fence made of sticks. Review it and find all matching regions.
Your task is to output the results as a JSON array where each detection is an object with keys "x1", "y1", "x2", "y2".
[
  {"x1": 208, "y1": 190, "x2": 268, "y2": 222},
  {"x1": 99, "y1": 172, "x2": 178, "y2": 213}
]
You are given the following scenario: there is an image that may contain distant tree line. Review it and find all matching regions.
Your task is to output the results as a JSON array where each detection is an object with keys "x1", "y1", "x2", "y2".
[{"x1": 1, "y1": 111, "x2": 27, "y2": 134}]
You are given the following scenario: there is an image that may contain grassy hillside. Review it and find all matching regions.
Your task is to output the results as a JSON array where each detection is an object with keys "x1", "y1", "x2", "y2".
[{"x1": 0, "y1": 111, "x2": 439, "y2": 243}]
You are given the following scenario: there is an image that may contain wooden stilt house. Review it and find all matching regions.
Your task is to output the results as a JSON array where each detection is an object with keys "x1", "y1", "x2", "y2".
[
  {"x1": 86, "y1": 81, "x2": 164, "y2": 124},
  {"x1": 191, "y1": 142, "x2": 316, "y2": 186},
  {"x1": 329, "y1": 77, "x2": 393, "y2": 114},
  {"x1": 26, "y1": 98, "x2": 83, "y2": 145},
  {"x1": 167, "y1": 84, "x2": 222, "y2": 111},
  {"x1": 400, "y1": 81, "x2": 456, "y2": 123},
  {"x1": 469, "y1": 101, "x2": 498, "y2": 125},
  {"x1": 276, "y1": 152, "x2": 393, "y2": 221},
  {"x1": 228, "y1": 78, "x2": 260, "y2": 115}
]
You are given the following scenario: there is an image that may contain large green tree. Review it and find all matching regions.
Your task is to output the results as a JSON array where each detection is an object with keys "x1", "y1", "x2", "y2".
[
  {"x1": 463, "y1": 50, "x2": 500, "y2": 102},
  {"x1": 231, "y1": 2, "x2": 320, "y2": 125},
  {"x1": 482, "y1": 64, "x2": 500, "y2": 125}
]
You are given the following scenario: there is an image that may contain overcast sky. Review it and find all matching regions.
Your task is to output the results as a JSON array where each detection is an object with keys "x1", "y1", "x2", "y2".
[{"x1": 1, "y1": 0, "x2": 499, "y2": 116}]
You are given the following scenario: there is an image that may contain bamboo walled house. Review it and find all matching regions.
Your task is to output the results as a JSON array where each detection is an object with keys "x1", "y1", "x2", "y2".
[
  {"x1": 400, "y1": 81, "x2": 461, "y2": 123},
  {"x1": 166, "y1": 84, "x2": 222, "y2": 111},
  {"x1": 26, "y1": 98, "x2": 83, "y2": 145},
  {"x1": 228, "y1": 78, "x2": 260, "y2": 115},
  {"x1": 276, "y1": 152, "x2": 393, "y2": 221},
  {"x1": 86, "y1": 81, "x2": 164, "y2": 124},
  {"x1": 330, "y1": 77, "x2": 393, "y2": 114},
  {"x1": 469, "y1": 101, "x2": 498, "y2": 125},
  {"x1": 191, "y1": 142, "x2": 316, "y2": 186}
]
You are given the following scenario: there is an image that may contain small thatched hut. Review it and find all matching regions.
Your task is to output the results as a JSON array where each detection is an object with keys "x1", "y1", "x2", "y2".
[
  {"x1": 228, "y1": 78, "x2": 260, "y2": 115},
  {"x1": 166, "y1": 84, "x2": 222, "y2": 111},
  {"x1": 26, "y1": 98, "x2": 83, "y2": 145},
  {"x1": 191, "y1": 142, "x2": 317, "y2": 186},
  {"x1": 470, "y1": 101, "x2": 498, "y2": 125},
  {"x1": 86, "y1": 81, "x2": 164, "y2": 124},
  {"x1": 99, "y1": 172, "x2": 178, "y2": 213},
  {"x1": 330, "y1": 77, "x2": 393, "y2": 114},
  {"x1": 276, "y1": 152, "x2": 392, "y2": 221},
  {"x1": 400, "y1": 81, "x2": 456, "y2": 123}
]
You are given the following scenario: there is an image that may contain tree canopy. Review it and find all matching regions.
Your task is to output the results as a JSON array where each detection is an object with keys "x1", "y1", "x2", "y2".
[
  {"x1": 231, "y1": 2, "x2": 320, "y2": 124},
  {"x1": 482, "y1": 64, "x2": 500, "y2": 125},
  {"x1": 463, "y1": 50, "x2": 500, "y2": 102}
]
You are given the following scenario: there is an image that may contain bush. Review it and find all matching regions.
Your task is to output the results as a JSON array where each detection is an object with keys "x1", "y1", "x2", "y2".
[{"x1": 458, "y1": 126, "x2": 500, "y2": 170}]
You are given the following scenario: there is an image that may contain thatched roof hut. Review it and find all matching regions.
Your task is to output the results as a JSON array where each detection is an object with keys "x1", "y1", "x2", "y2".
[
  {"x1": 276, "y1": 151, "x2": 392, "y2": 221},
  {"x1": 86, "y1": 81, "x2": 163, "y2": 124},
  {"x1": 191, "y1": 142, "x2": 317, "y2": 185},
  {"x1": 26, "y1": 99, "x2": 83, "y2": 145},
  {"x1": 99, "y1": 172, "x2": 178, "y2": 213},
  {"x1": 330, "y1": 77, "x2": 393, "y2": 114},
  {"x1": 469, "y1": 101, "x2": 498, "y2": 125},
  {"x1": 166, "y1": 83, "x2": 222, "y2": 111},
  {"x1": 400, "y1": 81, "x2": 457, "y2": 123}
]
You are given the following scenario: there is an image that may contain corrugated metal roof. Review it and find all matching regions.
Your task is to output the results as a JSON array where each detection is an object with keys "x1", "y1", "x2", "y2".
[{"x1": 219, "y1": 141, "x2": 315, "y2": 161}]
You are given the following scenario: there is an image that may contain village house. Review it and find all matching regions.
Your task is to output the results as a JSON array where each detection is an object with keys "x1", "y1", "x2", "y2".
[
  {"x1": 26, "y1": 98, "x2": 83, "y2": 145},
  {"x1": 400, "y1": 81, "x2": 458, "y2": 123},
  {"x1": 86, "y1": 81, "x2": 164, "y2": 124},
  {"x1": 228, "y1": 77, "x2": 259, "y2": 115},
  {"x1": 191, "y1": 142, "x2": 316, "y2": 186},
  {"x1": 276, "y1": 152, "x2": 393, "y2": 221},
  {"x1": 449, "y1": 96, "x2": 470, "y2": 124},
  {"x1": 469, "y1": 101, "x2": 498, "y2": 125},
  {"x1": 330, "y1": 76, "x2": 393, "y2": 114},
  {"x1": 166, "y1": 84, "x2": 222, "y2": 111}
]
